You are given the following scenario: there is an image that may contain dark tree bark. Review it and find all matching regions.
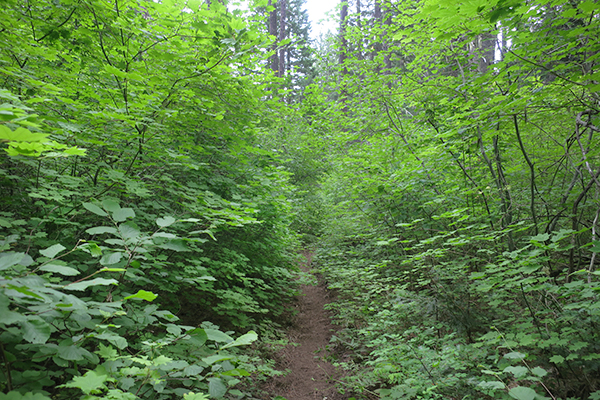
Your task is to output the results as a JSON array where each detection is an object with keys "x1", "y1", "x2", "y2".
[
  {"x1": 339, "y1": 0, "x2": 348, "y2": 72},
  {"x1": 371, "y1": 0, "x2": 382, "y2": 64},
  {"x1": 268, "y1": 0, "x2": 278, "y2": 72},
  {"x1": 278, "y1": 0, "x2": 287, "y2": 78},
  {"x1": 356, "y1": 0, "x2": 363, "y2": 60}
]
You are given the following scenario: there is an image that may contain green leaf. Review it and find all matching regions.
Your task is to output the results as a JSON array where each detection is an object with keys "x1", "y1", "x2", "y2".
[
  {"x1": 94, "y1": 331, "x2": 128, "y2": 349},
  {"x1": 504, "y1": 351, "x2": 526, "y2": 360},
  {"x1": 124, "y1": 290, "x2": 158, "y2": 302},
  {"x1": 112, "y1": 208, "x2": 135, "y2": 222},
  {"x1": 65, "y1": 277, "x2": 118, "y2": 291},
  {"x1": 118, "y1": 222, "x2": 141, "y2": 240},
  {"x1": 96, "y1": 343, "x2": 119, "y2": 359},
  {"x1": 0, "y1": 126, "x2": 48, "y2": 142},
  {"x1": 156, "y1": 216, "x2": 176, "y2": 227},
  {"x1": 220, "y1": 330, "x2": 258, "y2": 349},
  {"x1": 100, "y1": 252, "x2": 123, "y2": 266},
  {"x1": 86, "y1": 226, "x2": 118, "y2": 235},
  {"x1": 0, "y1": 252, "x2": 26, "y2": 271},
  {"x1": 0, "y1": 391, "x2": 52, "y2": 400},
  {"x1": 63, "y1": 369, "x2": 108, "y2": 394},
  {"x1": 549, "y1": 355, "x2": 565, "y2": 364},
  {"x1": 183, "y1": 393, "x2": 210, "y2": 400},
  {"x1": 508, "y1": 386, "x2": 537, "y2": 400},
  {"x1": 205, "y1": 329, "x2": 233, "y2": 343},
  {"x1": 202, "y1": 354, "x2": 235, "y2": 365},
  {"x1": 208, "y1": 377, "x2": 227, "y2": 398},
  {"x1": 102, "y1": 199, "x2": 121, "y2": 213},
  {"x1": 220, "y1": 368, "x2": 250, "y2": 376},
  {"x1": 530, "y1": 233, "x2": 550, "y2": 242},
  {"x1": 503, "y1": 365, "x2": 528, "y2": 378},
  {"x1": 19, "y1": 317, "x2": 51, "y2": 344},
  {"x1": 478, "y1": 381, "x2": 506, "y2": 390},
  {"x1": 40, "y1": 243, "x2": 66, "y2": 258},
  {"x1": 83, "y1": 202, "x2": 108, "y2": 216},
  {"x1": 57, "y1": 342, "x2": 93, "y2": 361},
  {"x1": 530, "y1": 367, "x2": 548, "y2": 377},
  {"x1": 80, "y1": 242, "x2": 103, "y2": 257},
  {"x1": 40, "y1": 263, "x2": 80, "y2": 276}
]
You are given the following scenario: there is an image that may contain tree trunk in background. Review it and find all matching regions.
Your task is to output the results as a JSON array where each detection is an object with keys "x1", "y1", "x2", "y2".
[
  {"x1": 269, "y1": 0, "x2": 279, "y2": 73},
  {"x1": 475, "y1": 33, "x2": 495, "y2": 73},
  {"x1": 339, "y1": 0, "x2": 348, "y2": 73},
  {"x1": 278, "y1": 0, "x2": 287, "y2": 78},
  {"x1": 371, "y1": 0, "x2": 382, "y2": 65},
  {"x1": 356, "y1": 0, "x2": 363, "y2": 60},
  {"x1": 383, "y1": 0, "x2": 392, "y2": 74}
]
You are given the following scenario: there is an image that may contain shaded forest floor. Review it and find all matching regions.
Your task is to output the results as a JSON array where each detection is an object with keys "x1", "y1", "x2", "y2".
[{"x1": 262, "y1": 251, "x2": 348, "y2": 400}]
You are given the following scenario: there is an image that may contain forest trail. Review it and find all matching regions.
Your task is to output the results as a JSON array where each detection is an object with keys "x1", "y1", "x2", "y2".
[{"x1": 263, "y1": 250, "x2": 346, "y2": 400}]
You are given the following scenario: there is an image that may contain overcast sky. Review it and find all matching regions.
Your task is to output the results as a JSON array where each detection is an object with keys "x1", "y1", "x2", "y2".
[{"x1": 304, "y1": 0, "x2": 338, "y2": 39}]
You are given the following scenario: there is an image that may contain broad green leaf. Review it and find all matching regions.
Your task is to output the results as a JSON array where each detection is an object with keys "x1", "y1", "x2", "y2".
[
  {"x1": 0, "y1": 126, "x2": 48, "y2": 142},
  {"x1": 503, "y1": 365, "x2": 528, "y2": 378},
  {"x1": 549, "y1": 355, "x2": 565, "y2": 364},
  {"x1": 187, "y1": 328, "x2": 208, "y2": 346},
  {"x1": 6, "y1": 284, "x2": 43, "y2": 299},
  {"x1": 57, "y1": 342, "x2": 93, "y2": 361},
  {"x1": 0, "y1": 252, "x2": 26, "y2": 271},
  {"x1": 508, "y1": 386, "x2": 537, "y2": 400},
  {"x1": 96, "y1": 343, "x2": 119, "y2": 359},
  {"x1": 478, "y1": 381, "x2": 506, "y2": 390},
  {"x1": 102, "y1": 199, "x2": 121, "y2": 213},
  {"x1": 124, "y1": 290, "x2": 158, "y2": 302},
  {"x1": 39, "y1": 244, "x2": 66, "y2": 258},
  {"x1": 63, "y1": 369, "x2": 108, "y2": 394},
  {"x1": 530, "y1": 367, "x2": 548, "y2": 377},
  {"x1": 530, "y1": 233, "x2": 550, "y2": 242},
  {"x1": 104, "y1": 390, "x2": 137, "y2": 400},
  {"x1": 202, "y1": 354, "x2": 235, "y2": 365},
  {"x1": 83, "y1": 203, "x2": 108, "y2": 217},
  {"x1": 100, "y1": 252, "x2": 123, "y2": 266},
  {"x1": 65, "y1": 277, "x2": 118, "y2": 291},
  {"x1": 40, "y1": 263, "x2": 80, "y2": 276},
  {"x1": 118, "y1": 222, "x2": 141, "y2": 240},
  {"x1": 156, "y1": 216, "x2": 176, "y2": 227},
  {"x1": 0, "y1": 391, "x2": 52, "y2": 400},
  {"x1": 94, "y1": 331, "x2": 128, "y2": 349},
  {"x1": 80, "y1": 242, "x2": 103, "y2": 257},
  {"x1": 220, "y1": 330, "x2": 258, "y2": 349},
  {"x1": 112, "y1": 208, "x2": 135, "y2": 222},
  {"x1": 183, "y1": 393, "x2": 210, "y2": 400},
  {"x1": 504, "y1": 351, "x2": 526, "y2": 360},
  {"x1": 220, "y1": 368, "x2": 250, "y2": 376},
  {"x1": 205, "y1": 329, "x2": 233, "y2": 343},
  {"x1": 86, "y1": 226, "x2": 118, "y2": 235},
  {"x1": 19, "y1": 317, "x2": 51, "y2": 344},
  {"x1": 207, "y1": 377, "x2": 227, "y2": 398}
]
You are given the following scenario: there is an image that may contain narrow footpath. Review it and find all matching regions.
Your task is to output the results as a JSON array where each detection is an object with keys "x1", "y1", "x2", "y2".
[{"x1": 263, "y1": 251, "x2": 346, "y2": 400}]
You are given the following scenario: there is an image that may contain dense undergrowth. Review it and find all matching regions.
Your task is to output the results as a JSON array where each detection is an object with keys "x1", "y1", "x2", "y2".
[
  {"x1": 0, "y1": 1, "x2": 301, "y2": 399},
  {"x1": 297, "y1": 0, "x2": 600, "y2": 399}
]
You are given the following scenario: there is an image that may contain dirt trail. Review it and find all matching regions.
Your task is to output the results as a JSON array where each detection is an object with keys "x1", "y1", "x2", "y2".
[{"x1": 264, "y1": 250, "x2": 346, "y2": 400}]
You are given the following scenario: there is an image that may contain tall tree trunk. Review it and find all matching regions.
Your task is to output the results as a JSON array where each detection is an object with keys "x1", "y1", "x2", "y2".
[
  {"x1": 278, "y1": 0, "x2": 287, "y2": 78},
  {"x1": 382, "y1": 0, "x2": 392, "y2": 74},
  {"x1": 371, "y1": 0, "x2": 382, "y2": 65},
  {"x1": 268, "y1": 0, "x2": 278, "y2": 73},
  {"x1": 356, "y1": 0, "x2": 363, "y2": 60},
  {"x1": 339, "y1": 0, "x2": 348, "y2": 72}
]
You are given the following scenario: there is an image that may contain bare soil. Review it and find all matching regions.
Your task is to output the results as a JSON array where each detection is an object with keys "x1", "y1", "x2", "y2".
[{"x1": 263, "y1": 250, "x2": 347, "y2": 400}]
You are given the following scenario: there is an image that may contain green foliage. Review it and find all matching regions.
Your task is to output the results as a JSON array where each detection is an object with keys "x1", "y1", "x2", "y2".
[
  {"x1": 295, "y1": 0, "x2": 600, "y2": 398},
  {"x1": 0, "y1": 204, "x2": 268, "y2": 399},
  {"x1": 1, "y1": 0, "x2": 301, "y2": 397}
]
